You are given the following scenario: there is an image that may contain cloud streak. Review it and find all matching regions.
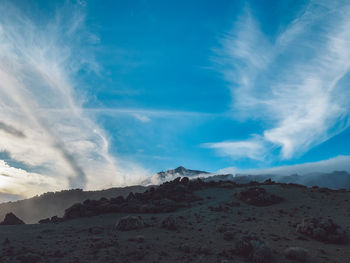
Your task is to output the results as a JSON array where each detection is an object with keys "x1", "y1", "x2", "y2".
[
  {"x1": 0, "y1": 121, "x2": 25, "y2": 138},
  {"x1": 0, "y1": 1, "x2": 147, "y2": 198},
  {"x1": 207, "y1": 0, "x2": 350, "y2": 160},
  {"x1": 217, "y1": 155, "x2": 350, "y2": 176}
]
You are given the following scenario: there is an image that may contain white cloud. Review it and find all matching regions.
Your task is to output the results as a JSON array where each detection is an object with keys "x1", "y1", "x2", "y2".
[
  {"x1": 208, "y1": 0, "x2": 350, "y2": 160},
  {"x1": 203, "y1": 137, "x2": 268, "y2": 160},
  {"x1": 133, "y1": 113, "x2": 151, "y2": 123},
  {"x1": 0, "y1": 2, "x2": 148, "y2": 198},
  {"x1": 0, "y1": 160, "x2": 61, "y2": 197}
]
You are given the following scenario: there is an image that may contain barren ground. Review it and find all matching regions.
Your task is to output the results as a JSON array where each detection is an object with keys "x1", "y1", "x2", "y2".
[{"x1": 0, "y1": 183, "x2": 349, "y2": 263}]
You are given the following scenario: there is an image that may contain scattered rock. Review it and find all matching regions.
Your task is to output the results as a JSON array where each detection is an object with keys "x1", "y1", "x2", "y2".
[
  {"x1": 161, "y1": 215, "x2": 177, "y2": 230},
  {"x1": 89, "y1": 226, "x2": 104, "y2": 235},
  {"x1": 180, "y1": 177, "x2": 189, "y2": 184},
  {"x1": 235, "y1": 187, "x2": 283, "y2": 206},
  {"x1": 38, "y1": 218, "x2": 50, "y2": 224},
  {"x1": 223, "y1": 230, "x2": 236, "y2": 241},
  {"x1": 3, "y1": 238, "x2": 10, "y2": 245},
  {"x1": 0, "y1": 213, "x2": 25, "y2": 225},
  {"x1": 115, "y1": 216, "x2": 145, "y2": 231},
  {"x1": 50, "y1": 216, "x2": 63, "y2": 223},
  {"x1": 179, "y1": 244, "x2": 191, "y2": 253},
  {"x1": 296, "y1": 217, "x2": 346, "y2": 243},
  {"x1": 216, "y1": 225, "x2": 229, "y2": 233},
  {"x1": 128, "y1": 235, "x2": 145, "y2": 243},
  {"x1": 284, "y1": 247, "x2": 308, "y2": 262},
  {"x1": 233, "y1": 234, "x2": 271, "y2": 263},
  {"x1": 209, "y1": 205, "x2": 230, "y2": 212},
  {"x1": 126, "y1": 192, "x2": 136, "y2": 202},
  {"x1": 64, "y1": 203, "x2": 92, "y2": 220},
  {"x1": 16, "y1": 253, "x2": 42, "y2": 263}
]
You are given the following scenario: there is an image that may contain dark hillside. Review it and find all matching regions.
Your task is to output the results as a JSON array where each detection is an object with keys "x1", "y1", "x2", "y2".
[{"x1": 0, "y1": 186, "x2": 148, "y2": 224}]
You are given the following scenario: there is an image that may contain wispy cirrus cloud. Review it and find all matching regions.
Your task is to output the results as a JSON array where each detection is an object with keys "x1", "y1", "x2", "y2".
[
  {"x1": 202, "y1": 137, "x2": 268, "y2": 161},
  {"x1": 0, "y1": 1, "x2": 147, "y2": 198},
  {"x1": 206, "y1": 0, "x2": 350, "y2": 160}
]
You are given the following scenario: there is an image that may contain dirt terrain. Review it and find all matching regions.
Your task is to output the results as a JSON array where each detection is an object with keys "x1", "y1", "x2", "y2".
[{"x1": 0, "y1": 178, "x2": 349, "y2": 263}]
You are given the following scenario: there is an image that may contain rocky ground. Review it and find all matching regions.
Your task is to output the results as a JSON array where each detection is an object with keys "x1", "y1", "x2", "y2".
[{"x1": 0, "y1": 178, "x2": 350, "y2": 262}]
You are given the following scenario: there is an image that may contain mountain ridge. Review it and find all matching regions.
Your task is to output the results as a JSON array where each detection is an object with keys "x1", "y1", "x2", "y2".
[{"x1": 1, "y1": 167, "x2": 350, "y2": 224}]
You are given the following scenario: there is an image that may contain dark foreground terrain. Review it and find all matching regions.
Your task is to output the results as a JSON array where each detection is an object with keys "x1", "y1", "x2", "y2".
[{"x1": 0, "y1": 178, "x2": 349, "y2": 263}]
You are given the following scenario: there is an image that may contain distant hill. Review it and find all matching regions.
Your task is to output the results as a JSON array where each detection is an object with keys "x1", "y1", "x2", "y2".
[
  {"x1": 207, "y1": 171, "x2": 350, "y2": 189},
  {"x1": 0, "y1": 185, "x2": 148, "y2": 224}
]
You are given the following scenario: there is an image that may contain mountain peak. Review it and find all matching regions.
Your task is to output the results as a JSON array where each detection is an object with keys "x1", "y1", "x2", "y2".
[
  {"x1": 158, "y1": 166, "x2": 209, "y2": 176},
  {"x1": 174, "y1": 166, "x2": 187, "y2": 173}
]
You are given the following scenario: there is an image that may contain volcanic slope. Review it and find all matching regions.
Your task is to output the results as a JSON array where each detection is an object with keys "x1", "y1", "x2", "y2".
[{"x1": 0, "y1": 179, "x2": 349, "y2": 263}]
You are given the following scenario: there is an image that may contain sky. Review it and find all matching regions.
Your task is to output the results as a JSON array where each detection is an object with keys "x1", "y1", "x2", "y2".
[{"x1": 1, "y1": 0, "x2": 350, "y2": 200}]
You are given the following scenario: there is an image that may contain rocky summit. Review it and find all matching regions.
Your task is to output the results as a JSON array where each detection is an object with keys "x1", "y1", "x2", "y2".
[{"x1": 0, "y1": 178, "x2": 350, "y2": 262}]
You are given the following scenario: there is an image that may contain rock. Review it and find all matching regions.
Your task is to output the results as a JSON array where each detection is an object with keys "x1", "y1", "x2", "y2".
[
  {"x1": 296, "y1": 217, "x2": 346, "y2": 243},
  {"x1": 50, "y1": 216, "x2": 63, "y2": 223},
  {"x1": 38, "y1": 218, "x2": 50, "y2": 224},
  {"x1": 16, "y1": 253, "x2": 41, "y2": 263},
  {"x1": 126, "y1": 192, "x2": 136, "y2": 201},
  {"x1": 209, "y1": 205, "x2": 230, "y2": 212},
  {"x1": 284, "y1": 247, "x2": 308, "y2": 262},
  {"x1": 235, "y1": 187, "x2": 283, "y2": 206},
  {"x1": 216, "y1": 225, "x2": 228, "y2": 233},
  {"x1": 89, "y1": 226, "x2": 104, "y2": 235},
  {"x1": 128, "y1": 235, "x2": 145, "y2": 243},
  {"x1": 115, "y1": 216, "x2": 145, "y2": 231},
  {"x1": 263, "y1": 178, "x2": 275, "y2": 185},
  {"x1": 173, "y1": 177, "x2": 181, "y2": 184},
  {"x1": 223, "y1": 230, "x2": 236, "y2": 241},
  {"x1": 3, "y1": 238, "x2": 10, "y2": 245},
  {"x1": 63, "y1": 203, "x2": 91, "y2": 220},
  {"x1": 233, "y1": 235, "x2": 271, "y2": 263},
  {"x1": 161, "y1": 215, "x2": 177, "y2": 230},
  {"x1": 180, "y1": 177, "x2": 189, "y2": 184},
  {"x1": 83, "y1": 199, "x2": 100, "y2": 206},
  {"x1": 179, "y1": 244, "x2": 191, "y2": 253},
  {"x1": 110, "y1": 196, "x2": 125, "y2": 204},
  {"x1": 0, "y1": 213, "x2": 25, "y2": 225}
]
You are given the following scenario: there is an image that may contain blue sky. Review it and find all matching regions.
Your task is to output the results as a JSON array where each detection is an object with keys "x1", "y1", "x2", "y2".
[
  {"x1": 0, "y1": 0, "x2": 350, "y2": 199},
  {"x1": 83, "y1": 0, "x2": 350, "y2": 170}
]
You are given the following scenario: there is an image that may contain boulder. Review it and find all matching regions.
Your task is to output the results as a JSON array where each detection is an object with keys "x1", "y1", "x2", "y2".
[
  {"x1": 223, "y1": 230, "x2": 236, "y2": 241},
  {"x1": 180, "y1": 177, "x2": 189, "y2": 184},
  {"x1": 235, "y1": 187, "x2": 283, "y2": 206},
  {"x1": 63, "y1": 203, "x2": 95, "y2": 219},
  {"x1": 0, "y1": 213, "x2": 25, "y2": 225},
  {"x1": 38, "y1": 218, "x2": 50, "y2": 224},
  {"x1": 296, "y1": 217, "x2": 346, "y2": 243},
  {"x1": 115, "y1": 216, "x2": 145, "y2": 231},
  {"x1": 284, "y1": 247, "x2": 308, "y2": 262},
  {"x1": 233, "y1": 235, "x2": 271, "y2": 263},
  {"x1": 110, "y1": 195, "x2": 125, "y2": 204},
  {"x1": 50, "y1": 216, "x2": 63, "y2": 223},
  {"x1": 161, "y1": 215, "x2": 177, "y2": 230},
  {"x1": 126, "y1": 192, "x2": 136, "y2": 202},
  {"x1": 128, "y1": 235, "x2": 145, "y2": 243},
  {"x1": 89, "y1": 226, "x2": 104, "y2": 235}
]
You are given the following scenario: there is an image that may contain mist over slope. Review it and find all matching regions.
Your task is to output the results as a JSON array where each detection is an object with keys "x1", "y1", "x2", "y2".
[
  {"x1": 146, "y1": 166, "x2": 350, "y2": 190},
  {"x1": 208, "y1": 171, "x2": 350, "y2": 189},
  {"x1": 143, "y1": 166, "x2": 209, "y2": 185}
]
